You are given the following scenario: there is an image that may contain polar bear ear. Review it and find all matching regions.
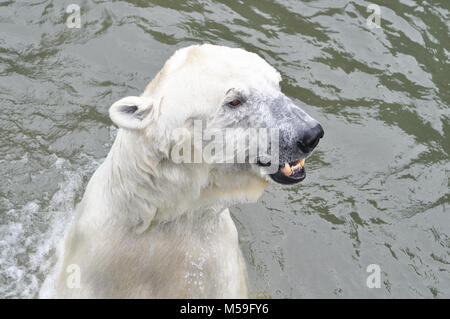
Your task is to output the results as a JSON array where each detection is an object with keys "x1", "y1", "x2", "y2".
[{"x1": 109, "y1": 96, "x2": 156, "y2": 130}]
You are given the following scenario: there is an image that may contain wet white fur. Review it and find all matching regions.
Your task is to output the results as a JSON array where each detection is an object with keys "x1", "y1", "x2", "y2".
[{"x1": 51, "y1": 44, "x2": 282, "y2": 298}]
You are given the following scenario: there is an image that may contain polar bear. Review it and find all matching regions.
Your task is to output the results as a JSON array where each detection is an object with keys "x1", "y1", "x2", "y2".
[{"x1": 51, "y1": 44, "x2": 323, "y2": 298}]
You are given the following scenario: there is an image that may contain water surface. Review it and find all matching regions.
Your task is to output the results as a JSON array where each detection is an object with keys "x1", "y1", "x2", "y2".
[{"x1": 0, "y1": 0, "x2": 449, "y2": 298}]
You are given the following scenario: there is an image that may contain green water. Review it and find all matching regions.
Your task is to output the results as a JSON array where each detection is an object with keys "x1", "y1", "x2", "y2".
[{"x1": 0, "y1": 0, "x2": 448, "y2": 298}]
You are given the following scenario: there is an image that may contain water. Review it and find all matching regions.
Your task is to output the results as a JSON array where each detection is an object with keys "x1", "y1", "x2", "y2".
[{"x1": 0, "y1": 0, "x2": 448, "y2": 298}]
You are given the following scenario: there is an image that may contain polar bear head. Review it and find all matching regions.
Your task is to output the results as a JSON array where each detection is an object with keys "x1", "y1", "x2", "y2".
[{"x1": 109, "y1": 44, "x2": 323, "y2": 219}]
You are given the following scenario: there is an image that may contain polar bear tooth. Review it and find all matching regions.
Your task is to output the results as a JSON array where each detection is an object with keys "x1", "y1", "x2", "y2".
[
  {"x1": 280, "y1": 162, "x2": 292, "y2": 176},
  {"x1": 298, "y1": 159, "x2": 305, "y2": 168}
]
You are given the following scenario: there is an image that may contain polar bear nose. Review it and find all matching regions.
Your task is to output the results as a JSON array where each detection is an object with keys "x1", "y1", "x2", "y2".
[{"x1": 296, "y1": 123, "x2": 324, "y2": 153}]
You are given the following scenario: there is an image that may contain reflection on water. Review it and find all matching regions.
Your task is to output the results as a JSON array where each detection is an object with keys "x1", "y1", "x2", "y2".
[{"x1": 0, "y1": 0, "x2": 448, "y2": 298}]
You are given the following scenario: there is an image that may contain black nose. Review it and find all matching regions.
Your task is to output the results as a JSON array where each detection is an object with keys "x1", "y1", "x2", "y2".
[{"x1": 296, "y1": 123, "x2": 324, "y2": 153}]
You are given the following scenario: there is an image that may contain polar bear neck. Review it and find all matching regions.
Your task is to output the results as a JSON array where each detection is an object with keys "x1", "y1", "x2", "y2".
[
  {"x1": 87, "y1": 128, "x2": 267, "y2": 232},
  {"x1": 93, "y1": 129, "x2": 219, "y2": 229}
]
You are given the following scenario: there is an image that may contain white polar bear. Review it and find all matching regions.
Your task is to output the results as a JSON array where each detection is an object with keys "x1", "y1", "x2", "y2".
[{"x1": 50, "y1": 44, "x2": 323, "y2": 298}]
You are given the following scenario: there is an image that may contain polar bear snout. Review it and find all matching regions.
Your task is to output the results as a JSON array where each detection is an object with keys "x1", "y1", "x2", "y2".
[{"x1": 261, "y1": 98, "x2": 324, "y2": 186}]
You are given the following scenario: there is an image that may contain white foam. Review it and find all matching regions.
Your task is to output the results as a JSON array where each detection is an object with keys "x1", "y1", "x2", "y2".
[{"x1": 0, "y1": 155, "x2": 100, "y2": 298}]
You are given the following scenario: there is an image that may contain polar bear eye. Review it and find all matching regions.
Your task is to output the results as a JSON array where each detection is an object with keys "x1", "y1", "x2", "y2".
[{"x1": 228, "y1": 99, "x2": 242, "y2": 107}]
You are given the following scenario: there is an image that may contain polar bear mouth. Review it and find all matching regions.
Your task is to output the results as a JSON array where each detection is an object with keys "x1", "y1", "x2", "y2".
[{"x1": 269, "y1": 159, "x2": 306, "y2": 185}]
